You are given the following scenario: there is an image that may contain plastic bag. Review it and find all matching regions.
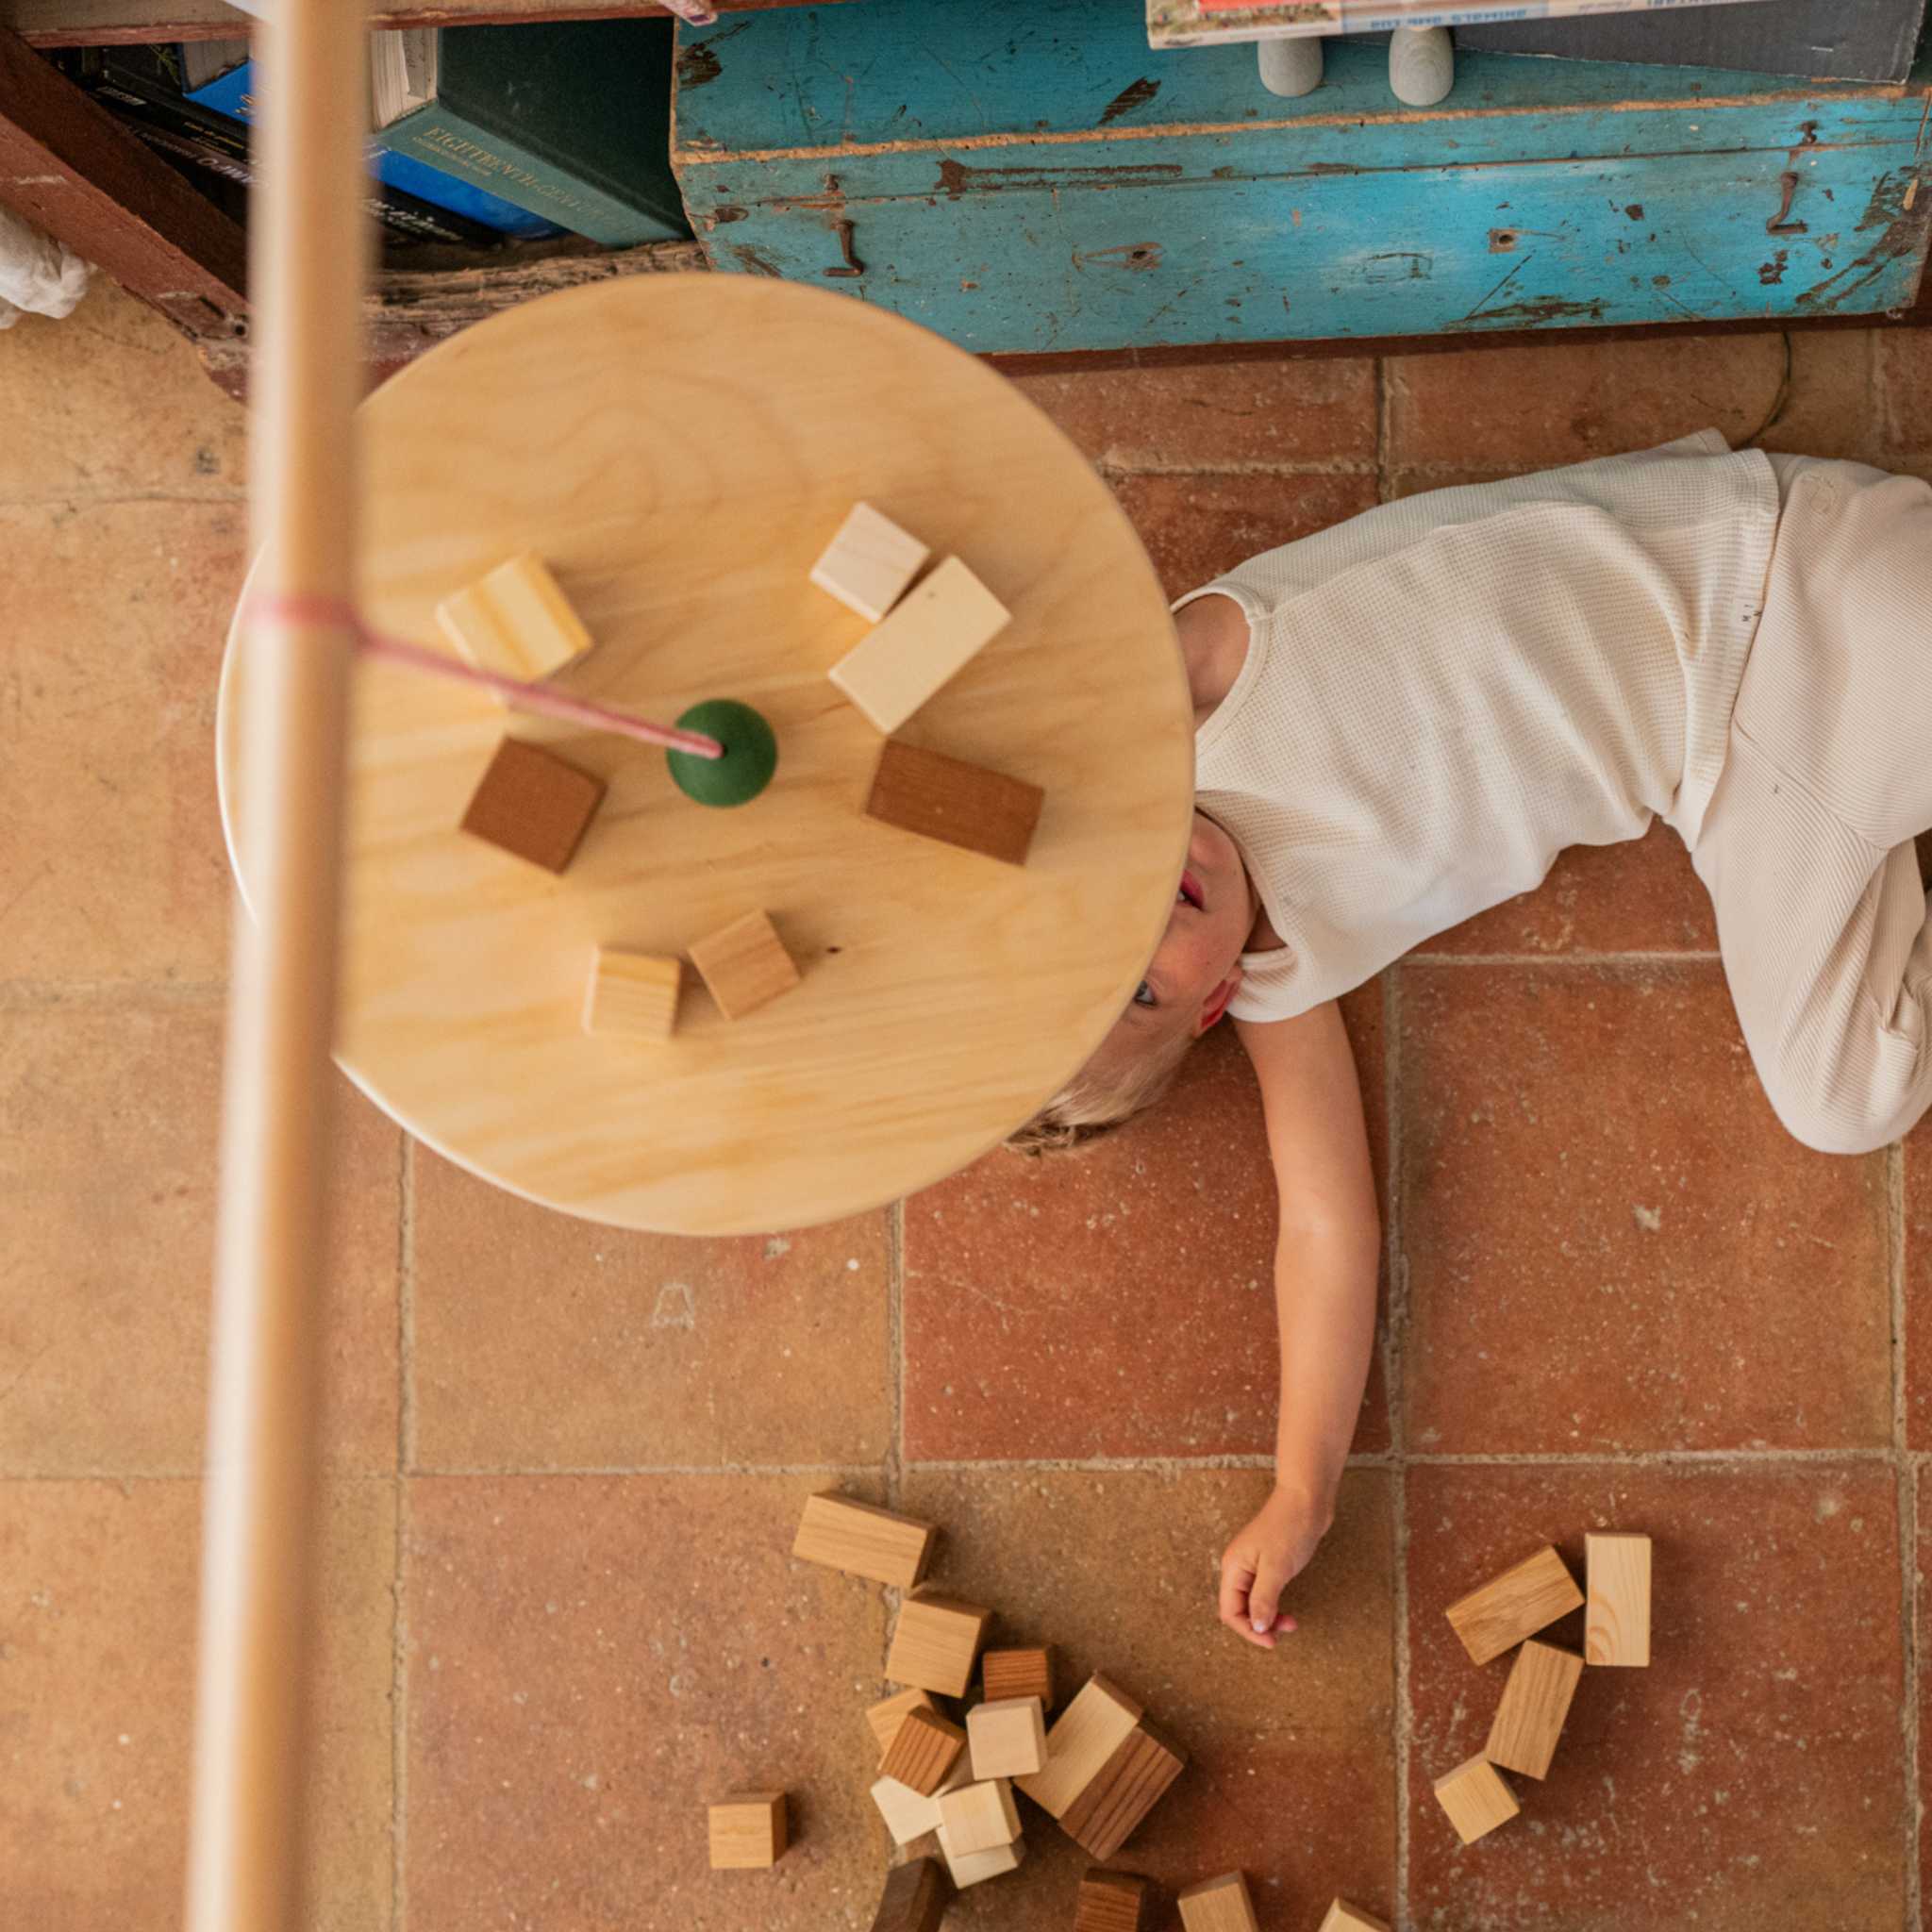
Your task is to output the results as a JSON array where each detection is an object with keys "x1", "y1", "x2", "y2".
[{"x1": 0, "y1": 203, "x2": 93, "y2": 330}]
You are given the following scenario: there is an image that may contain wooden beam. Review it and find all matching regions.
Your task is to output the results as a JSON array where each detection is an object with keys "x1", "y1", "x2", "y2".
[{"x1": 0, "y1": 25, "x2": 245, "y2": 334}]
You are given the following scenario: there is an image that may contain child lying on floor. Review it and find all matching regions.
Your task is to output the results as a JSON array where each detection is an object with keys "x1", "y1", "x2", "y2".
[{"x1": 1010, "y1": 431, "x2": 1932, "y2": 1650}]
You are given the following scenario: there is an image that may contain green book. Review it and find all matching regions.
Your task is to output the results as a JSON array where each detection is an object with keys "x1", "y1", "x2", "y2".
[{"x1": 373, "y1": 21, "x2": 687, "y2": 246}]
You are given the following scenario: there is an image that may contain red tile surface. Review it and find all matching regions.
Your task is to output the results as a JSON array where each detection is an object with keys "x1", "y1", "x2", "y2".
[
  {"x1": 1407, "y1": 1464, "x2": 1906, "y2": 1931},
  {"x1": 904, "y1": 990, "x2": 1389, "y2": 1464},
  {"x1": 1401, "y1": 964, "x2": 1890, "y2": 1454},
  {"x1": 1907, "y1": 1121, "x2": 1932, "y2": 1452}
]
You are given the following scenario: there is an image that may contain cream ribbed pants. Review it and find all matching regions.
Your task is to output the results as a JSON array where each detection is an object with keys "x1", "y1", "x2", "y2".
[{"x1": 1691, "y1": 457, "x2": 1932, "y2": 1155}]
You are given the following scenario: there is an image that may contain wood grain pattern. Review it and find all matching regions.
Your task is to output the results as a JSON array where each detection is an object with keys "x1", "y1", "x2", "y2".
[
  {"x1": 1076, "y1": 1870, "x2": 1154, "y2": 1932},
  {"x1": 1060, "y1": 1721, "x2": 1186, "y2": 1861},
  {"x1": 458, "y1": 737, "x2": 607, "y2": 874},
  {"x1": 218, "y1": 275, "x2": 1192, "y2": 1236},
  {"x1": 582, "y1": 947, "x2": 680, "y2": 1040},
  {"x1": 1586, "y1": 1531, "x2": 1652, "y2": 1666},
  {"x1": 865, "y1": 1688, "x2": 938, "y2": 1760},
  {"x1": 1484, "y1": 1639, "x2": 1584, "y2": 1780},
  {"x1": 436, "y1": 551, "x2": 592, "y2": 684},
  {"x1": 866, "y1": 1855, "x2": 952, "y2": 1932},
  {"x1": 864, "y1": 740, "x2": 1043, "y2": 866},
  {"x1": 935, "y1": 1776, "x2": 1020, "y2": 1855},
  {"x1": 981, "y1": 1643, "x2": 1054, "y2": 1707},
  {"x1": 707, "y1": 1791, "x2": 787, "y2": 1868},
  {"x1": 828, "y1": 557, "x2": 1010, "y2": 735},
  {"x1": 878, "y1": 1707, "x2": 968, "y2": 1796},
  {"x1": 1176, "y1": 1872, "x2": 1259, "y2": 1932},
  {"x1": 886, "y1": 1592, "x2": 993, "y2": 1698},
  {"x1": 686, "y1": 909, "x2": 799, "y2": 1021},
  {"x1": 1432, "y1": 1756, "x2": 1519, "y2": 1845},
  {"x1": 791, "y1": 1491, "x2": 937, "y2": 1589},
  {"x1": 967, "y1": 1695, "x2": 1046, "y2": 1779},
  {"x1": 1015, "y1": 1673, "x2": 1143, "y2": 1820},
  {"x1": 810, "y1": 501, "x2": 930, "y2": 624},
  {"x1": 1443, "y1": 1544, "x2": 1584, "y2": 1667},
  {"x1": 936, "y1": 1822, "x2": 1025, "y2": 1889}
]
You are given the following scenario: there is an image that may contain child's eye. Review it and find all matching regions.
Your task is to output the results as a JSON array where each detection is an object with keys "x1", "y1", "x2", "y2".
[{"x1": 1133, "y1": 981, "x2": 1157, "y2": 1008}]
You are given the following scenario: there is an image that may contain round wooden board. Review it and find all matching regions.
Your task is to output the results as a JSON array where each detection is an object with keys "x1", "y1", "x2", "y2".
[{"x1": 219, "y1": 275, "x2": 1193, "y2": 1235}]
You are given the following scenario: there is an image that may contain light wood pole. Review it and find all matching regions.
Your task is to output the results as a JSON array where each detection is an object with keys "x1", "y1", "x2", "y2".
[{"x1": 184, "y1": 1, "x2": 368, "y2": 1927}]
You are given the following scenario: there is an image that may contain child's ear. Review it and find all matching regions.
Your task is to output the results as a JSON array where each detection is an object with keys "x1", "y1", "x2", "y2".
[{"x1": 1196, "y1": 968, "x2": 1242, "y2": 1035}]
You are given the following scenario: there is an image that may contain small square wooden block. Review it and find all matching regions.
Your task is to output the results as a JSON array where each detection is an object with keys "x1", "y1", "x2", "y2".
[
  {"x1": 887, "y1": 1591, "x2": 992, "y2": 1698},
  {"x1": 687, "y1": 909, "x2": 800, "y2": 1021},
  {"x1": 867, "y1": 1855, "x2": 952, "y2": 1932},
  {"x1": 1318, "y1": 1903, "x2": 1391, "y2": 1932},
  {"x1": 936, "y1": 1822, "x2": 1026, "y2": 1890},
  {"x1": 864, "y1": 740, "x2": 1043, "y2": 866},
  {"x1": 982, "y1": 1643, "x2": 1054, "y2": 1707},
  {"x1": 1176, "y1": 1871, "x2": 1259, "y2": 1932},
  {"x1": 866, "y1": 1688, "x2": 938, "y2": 1760},
  {"x1": 1075, "y1": 1869, "x2": 1154, "y2": 1932},
  {"x1": 436, "y1": 549, "x2": 592, "y2": 684},
  {"x1": 968, "y1": 1694, "x2": 1047, "y2": 1779},
  {"x1": 810, "y1": 501, "x2": 930, "y2": 623},
  {"x1": 936, "y1": 1776, "x2": 1020, "y2": 1856},
  {"x1": 1433, "y1": 1755, "x2": 1519, "y2": 1845},
  {"x1": 707, "y1": 1790, "x2": 787, "y2": 1869},
  {"x1": 459, "y1": 737, "x2": 606, "y2": 874},
  {"x1": 879, "y1": 1705, "x2": 968, "y2": 1796},
  {"x1": 582, "y1": 948, "x2": 680, "y2": 1041}
]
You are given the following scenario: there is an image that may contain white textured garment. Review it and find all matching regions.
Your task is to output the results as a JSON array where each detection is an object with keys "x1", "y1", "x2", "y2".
[{"x1": 1185, "y1": 431, "x2": 1781, "y2": 1024}]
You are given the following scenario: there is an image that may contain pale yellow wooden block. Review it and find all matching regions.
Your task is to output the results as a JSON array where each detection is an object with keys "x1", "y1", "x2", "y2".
[
  {"x1": 865, "y1": 1687, "x2": 938, "y2": 1761},
  {"x1": 967, "y1": 1694, "x2": 1046, "y2": 1779},
  {"x1": 582, "y1": 947, "x2": 680, "y2": 1041},
  {"x1": 1432, "y1": 1755, "x2": 1519, "y2": 1845},
  {"x1": 1014, "y1": 1672, "x2": 1142, "y2": 1820},
  {"x1": 870, "y1": 1774, "x2": 941, "y2": 1847},
  {"x1": 810, "y1": 500, "x2": 930, "y2": 622},
  {"x1": 827, "y1": 555, "x2": 1010, "y2": 734},
  {"x1": 1176, "y1": 1871, "x2": 1259, "y2": 1932},
  {"x1": 936, "y1": 1821, "x2": 1026, "y2": 1889},
  {"x1": 707, "y1": 1790, "x2": 787, "y2": 1868},
  {"x1": 1586, "y1": 1531, "x2": 1652, "y2": 1666},
  {"x1": 1318, "y1": 1902, "x2": 1391, "y2": 1932},
  {"x1": 936, "y1": 1777, "x2": 1020, "y2": 1855},
  {"x1": 435, "y1": 550, "x2": 592, "y2": 685}
]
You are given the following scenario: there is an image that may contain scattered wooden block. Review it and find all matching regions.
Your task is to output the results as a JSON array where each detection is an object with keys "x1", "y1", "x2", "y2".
[
  {"x1": 862, "y1": 740, "x2": 1044, "y2": 867},
  {"x1": 1075, "y1": 1869, "x2": 1155, "y2": 1932},
  {"x1": 936, "y1": 1821, "x2": 1026, "y2": 1889},
  {"x1": 459, "y1": 737, "x2": 605, "y2": 874},
  {"x1": 436, "y1": 550, "x2": 593, "y2": 685},
  {"x1": 1586, "y1": 1531, "x2": 1652, "y2": 1667},
  {"x1": 968, "y1": 1694, "x2": 1046, "y2": 1779},
  {"x1": 687, "y1": 909, "x2": 800, "y2": 1021},
  {"x1": 810, "y1": 501, "x2": 931, "y2": 623},
  {"x1": 982, "y1": 1643, "x2": 1054, "y2": 1708},
  {"x1": 1016, "y1": 1672, "x2": 1143, "y2": 1821},
  {"x1": 1444, "y1": 1543, "x2": 1585, "y2": 1667},
  {"x1": 887, "y1": 1591, "x2": 993, "y2": 1697},
  {"x1": 582, "y1": 947, "x2": 680, "y2": 1041},
  {"x1": 828, "y1": 555, "x2": 1010, "y2": 734},
  {"x1": 792, "y1": 1491, "x2": 937, "y2": 1591},
  {"x1": 879, "y1": 1705, "x2": 968, "y2": 1796},
  {"x1": 1318, "y1": 1902, "x2": 1391, "y2": 1932},
  {"x1": 1176, "y1": 1871, "x2": 1259, "y2": 1932},
  {"x1": 1432, "y1": 1755, "x2": 1519, "y2": 1845},
  {"x1": 870, "y1": 1752, "x2": 972, "y2": 1846},
  {"x1": 937, "y1": 1776, "x2": 1021, "y2": 1856},
  {"x1": 1485, "y1": 1639, "x2": 1584, "y2": 1780},
  {"x1": 866, "y1": 1688, "x2": 939, "y2": 1761},
  {"x1": 867, "y1": 1854, "x2": 953, "y2": 1932},
  {"x1": 707, "y1": 1790, "x2": 788, "y2": 1869},
  {"x1": 1061, "y1": 1721, "x2": 1187, "y2": 1862}
]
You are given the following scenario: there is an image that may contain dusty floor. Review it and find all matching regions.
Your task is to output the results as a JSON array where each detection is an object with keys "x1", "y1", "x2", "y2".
[{"x1": 5, "y1": 280, "x2": 1932, "y2": 1932}]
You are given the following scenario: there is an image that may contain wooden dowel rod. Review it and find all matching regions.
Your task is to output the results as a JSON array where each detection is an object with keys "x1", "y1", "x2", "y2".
[{"x1": 183, "y1": 5, "x2": 368, "y2": 1931}]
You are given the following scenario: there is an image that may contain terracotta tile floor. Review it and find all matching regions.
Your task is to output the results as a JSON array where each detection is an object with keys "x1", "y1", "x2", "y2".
[{"x1": 5, "y1": 282, "x2": 1932, "y2": 1931}]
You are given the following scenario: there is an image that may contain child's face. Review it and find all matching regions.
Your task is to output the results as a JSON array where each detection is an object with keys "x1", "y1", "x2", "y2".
[{"x1": 1124, "y1": 810, "x2": 1255, "y2": 1038}]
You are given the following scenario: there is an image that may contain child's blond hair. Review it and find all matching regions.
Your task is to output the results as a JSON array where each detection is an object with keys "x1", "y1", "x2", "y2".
[{"x1": 1006, "y1": 1018, "x2": 1197, "y2": 1155}]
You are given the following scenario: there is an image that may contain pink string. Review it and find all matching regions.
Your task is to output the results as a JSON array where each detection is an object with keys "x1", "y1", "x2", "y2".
[{"x1": 242, "y1": 591, "x2": 725, "y2": 760}]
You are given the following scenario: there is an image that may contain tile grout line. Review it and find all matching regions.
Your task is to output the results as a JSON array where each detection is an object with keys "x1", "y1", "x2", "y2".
[
  {"x1": 391, "y1": 1134, "x2": 416, "y2": 1932},
  {"x1": 1892, "y1": 1139, "x2": 1922, "y2": 1932},
  {"x1": 1384, "y1": 964, "x2": 1412, "y2": 1931}
]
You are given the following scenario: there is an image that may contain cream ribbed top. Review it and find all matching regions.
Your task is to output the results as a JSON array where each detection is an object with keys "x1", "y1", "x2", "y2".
[{"x1": 1186, "y1": 432, "x2": 1780, "y2": 1024}]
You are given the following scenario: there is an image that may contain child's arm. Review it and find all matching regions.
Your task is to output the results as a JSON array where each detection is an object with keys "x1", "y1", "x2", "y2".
[{"x1": 1219, "y1": 999, "x2": 1381, "y2": 1651}]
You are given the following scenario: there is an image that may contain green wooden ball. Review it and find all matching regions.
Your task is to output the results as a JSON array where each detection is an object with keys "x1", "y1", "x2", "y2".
[{"x1": 665, "y1": 699, "x2": 777, "y2": 808}]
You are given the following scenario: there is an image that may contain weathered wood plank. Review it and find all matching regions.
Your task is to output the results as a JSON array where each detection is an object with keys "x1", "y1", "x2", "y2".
[{"x1": 0, "y1": 24, "x2": 247, "y2": 335}]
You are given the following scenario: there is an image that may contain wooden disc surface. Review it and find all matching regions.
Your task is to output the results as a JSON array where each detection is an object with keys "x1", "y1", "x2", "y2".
[{"x1": 220, "y1": 275, "x2": 1192, "y2": 1234}]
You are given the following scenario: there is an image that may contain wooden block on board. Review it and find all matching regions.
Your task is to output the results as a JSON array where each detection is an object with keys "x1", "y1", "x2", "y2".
[
  {"x1": 1485, "y1": 1639, "x2": 1584, "y2": 1780},
  {"x1": 828, "y1": 555, "x2": 1010, "y2": 734},
  {"x1": 1443, "y1": 1544, "x2": 1584, "y2": 1667},
  {"x1": 967, "y1": 1694, "x2": 1046, "y2": 1779},
  {"x1": 982, "y1": 1643, "x2": 1054, "y2": 1708},
  {"x1": 936, "y1": 1821, "x2": 1026, "y2": 1889},
  {"x1": 687, "y1": 909, "x2": 801, "y2": 1021},
  {"x1": 707, "y1": 1790, "x2": 788, "y2": 1869},
  {"x1": 792, "y1": 1491, "x2": 938, "y2": 1591},
  {"x1": 459, "y1": 737, "x2": 605, "y2": 874},
  {"x1": 1060, "y1": 1722, "x2": 1187, "y2": 1862},
  {"x1": 867, "y1": 1854, "x2": 953, "y2": 1932},
  {"x1": 436, "y1": 550, "x2": 593, "y2": 685},
  {"x1": 879, "y1": 1705, "x2": 968, "y2": 1796},
  {"x1": 1432, "y1": 1755, "x2": 1519, "y2": 1845},
  {"x1": 887, "y1": 1591, "x2": 993, "y2": 1697},
  {"x1": 937, "y1": 1776, "x2": 1021, "y2": 1856},
  {"x1": 1015, "y1": 1672, "x2": 1143, "y2": 1821},
  {"x1": 1318, "y1": 1902, "x2": 1392, "y2": 1932},
  {"x1": 866, "y1": 1688, "x2": 939, "y2": 1760},
  {"x1": 1075, "y1": 1869, "x2": 1155, "y2": 1932},
  {"x1": 1176, "y1": 1871, "x2": 1259, "y2": 1932},
  {"x1": 810, "y1": 501, "x2": 931, "y2": 623},
  {"x1": 1586, "y1": 1531, "x2": 1652, "y2": 1667},
  {"x1": 863, "y1": 741, "x2": 1044, "y2": 867},
  {"x1": 582, "y1": 947, "x2": 680, "y2": 1041}
]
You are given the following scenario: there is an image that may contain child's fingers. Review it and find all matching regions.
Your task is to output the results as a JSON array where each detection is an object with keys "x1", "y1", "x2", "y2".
[
  {"x1": 1247, "y1": 1554, "x2": 1302, "y2": 1641},
  {"x1": 1218, "y1": 1548, "x2": 1274, "y2": 1649}
]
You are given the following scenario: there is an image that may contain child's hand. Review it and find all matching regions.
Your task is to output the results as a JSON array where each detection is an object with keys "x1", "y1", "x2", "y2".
[{"x1": 1218, "y1": 1484, "x2": 1334, "y2": 1650}]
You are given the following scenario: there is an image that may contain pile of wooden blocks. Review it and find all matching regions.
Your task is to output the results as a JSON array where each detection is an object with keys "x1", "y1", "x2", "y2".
[{"x1": 1432, "y1": 1533, "x2": 1652, "y2": 1846}]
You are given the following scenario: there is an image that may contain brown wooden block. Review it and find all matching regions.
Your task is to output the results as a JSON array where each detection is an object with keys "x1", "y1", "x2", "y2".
[
  {"x1": 1485, "y1": 1639, "x2": 1584, "y2": 1780},
  {"x1": 828, "y1": 554, "x2": 1010, "y2": 734},
  {"x1": 887, "y1": 1591, "x2": 993, "y2": 1697},
  {"x1": 1432, "y1": 1755, "x2": 1519, "y2": 1845},
  {"x1": 1443, "y1": 1543, "x2": 1584, "y2": 1667},
  {"x1": 1176, "y1": 1871, "x2": 1259, "y2": 1932},
  {"x1": 936, "y1": 1821, "x2": 1026, "y2": 1889},
  {"x1": 1075, "y1": 1869, "x2": 1155, "y2": 1932},
  {"x1": 879, "y1": 1705, "x2": 968, "y2": 1796},
  {"x1": 811, "y1": 500, "x2": 931, "y2": 623},
  {"x1": 967, "y1": 1694, "x2": 1046, "y2": 1779},
  {"x1": 867, "y1": 1855, "x2": 952, "y2": 1932},
  {"x1": 582, "y1": 947, "x2": 680, "y2": 1041},
  {"x1": 1586, "y1": 1531, "x2": 1652, "y2": 1667},
  {"x1": 936, "y1": 1776, "x2": 1020, "y2": 1855},
  {"x1": 1015, "y1": 1672, "x2": 1143, "y2": 1820},
  {"x1": 792, "y1": 1491, "x2": 937, "y2": 1590},
  {"x1": 1060, "y1": 1721, "x2": 1187, "y2": 1862},
  {"x1": 458, "y1": 736, "x2": 605, "y2": 874},
  {"x1": 863, "y1": 740, "x2": 1044, "y2": 867},
  {"x1": 707, "y1": 1790, "x2": 787, "y2": 1868},
  {"x1": 687, "y1": 908, "x2": 801, "y2": 1021},
  {"x1": 982, "y1": 1643, "x2": 1054, "y2": 1708},
  {"x1": 866, "y1": 1688, "x2": 939, "y2": 1760},
  {"x1": 1318, "y1": 1902, "x2": 1391, "y2": 1932}
]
